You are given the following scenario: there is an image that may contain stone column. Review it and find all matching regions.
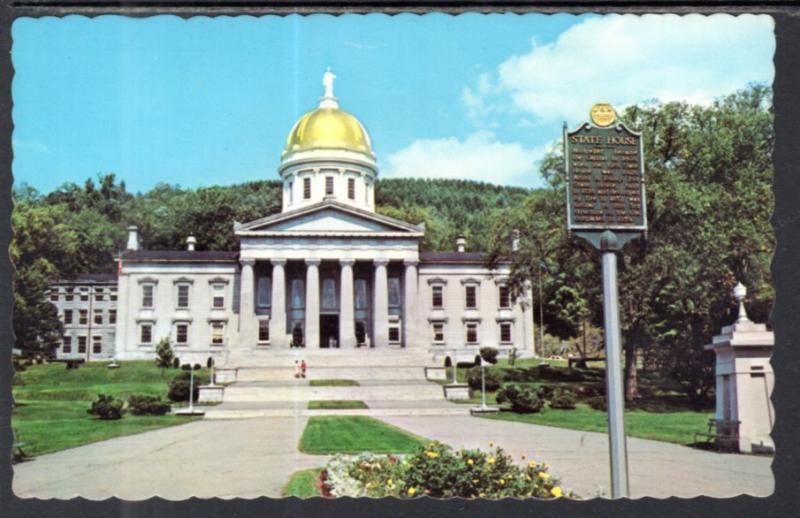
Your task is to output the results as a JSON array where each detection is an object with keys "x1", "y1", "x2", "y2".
[
  {"x1": 403, "y1": 259, "x2": 419, "y2": 348},
  {"x1": 305, "y1": 259, "x2": 321, "y2": 348},
  {"x1": 339, "y1": 259, "x2": 356, "y2": 348},
  {"x1": 373, "y1": 259, "x2": 390, "y2": 348},
  {"x1": 239, "y1": 258, "x2": 256, "y2": 348},
  {"x1": 270, "y1": 259, "x2": 287, "y2": 348}
]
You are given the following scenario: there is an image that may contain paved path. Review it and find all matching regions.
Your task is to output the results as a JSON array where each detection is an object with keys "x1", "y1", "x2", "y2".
[
  {"x1": 13, "y1": 416, "x2": 328, "y2": 500},
  {"x1": 379, "y1": 415, "x2": 774, "y2": 499}
]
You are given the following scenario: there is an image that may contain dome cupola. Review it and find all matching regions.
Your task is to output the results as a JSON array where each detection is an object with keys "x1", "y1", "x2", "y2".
[{"x1": 279, "y1": 69, "x2": 378, "y2": 213}]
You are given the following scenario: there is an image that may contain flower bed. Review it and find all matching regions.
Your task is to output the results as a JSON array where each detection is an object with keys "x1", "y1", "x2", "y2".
[{"x1": 321, "y1": 441, "x2": 569, "y2": 499}]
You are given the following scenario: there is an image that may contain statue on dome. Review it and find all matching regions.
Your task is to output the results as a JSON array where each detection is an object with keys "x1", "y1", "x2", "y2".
[{"x1": 323, "y1": 67, "x2": 336, "y2": 98}]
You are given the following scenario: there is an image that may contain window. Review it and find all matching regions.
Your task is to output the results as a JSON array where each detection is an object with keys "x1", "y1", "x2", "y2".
[
  {"x1": 499, "y1": 285, "x2": 510, "y2": 308},
  {"x1": 325, "y1": 176, "x2": 334, "y2": 195},
  {"x1": 79, "y1": 310, "x2": 88, "y2": 325},
  {"x1": 63, "y1": 309, "x2": 73, "y2": 324},
  {"x1": 322, "y1": 279, "x2": 337, "y2": 310},
  {"x1": 95, "y1": 289, "x2": 104, "y2": 302},
  {"x1": 80, "y1": 289, "x2": 89, "y2": 302},
  {"x1": 108, "y1": 309, "x2": 116, "y2": 324},
  {"x1": 432, "y1": 323, "x2": 445, "y2": 343},
  {"x1": 355, "y1": 279, "x2": 368, "y2": 309},
  {"x1": 388, "y1": 278, "x2": 401, "y2": 308},
  {"x1": 142, "y1": 284, "x2": 154, "y2": 308},
  {"x1": 303, "y1": 177, "x2": 311, "y2": 199},
  {"x1": 140, "y1": 324, "x2": 152, "y2": 344},
  {"x1": 432, "y1": 285, "x2": 444, "y2": 308},
  {"x1": 62, "y1": 336, "x2": 72, "y2": 353},
  {"x1": 258, "y1": 320, "x2": 270, "y2": 343},
  {"x1": 92, "y1": 336, "x2": 102, "y2": 354},
  {"x1": 94, "y1": 309, "x2": 103, "y2": 325},
  {"x1": 291, "y1": 279, "x2": 305, "y2": 309},
  {"x1": 365, "y1": 182, "x2": 370, "y2": 204},
  {"x1": 212, "y1": 284, "x2": 225, "y2": 309},
  {"x1": 78, "y1": 336, "x2": 87, "y2": 353},
  {"x1": 466, "y1": 322, "x2": 479, "y2": 344},
  {"x1": 177, "y1": 284, "x2": 190, "y2": 308},
  {"x1": 348, "y1": 178, "x2": 355, "y2": 200},
  {"x1": 175, "y1": 323, "x2": 188, "y2": 345},
  {"x1": 288, "y1": 180, "x2": 294, "y2": 203},
  {"x1": 211, "y1": 322, "x2": 225, "y2": 345},
  {"x1": 257, "y1": 277, "x2": 271, "y2": 308},
  {"x1": 388, "y1": 323, "x2": 401, "y2": 343},
  {"x1": 65, "y1": 288, "x2": 74, "y2": 302},
  {"x1": 500, "y1": 322, "x2": 512, "y2": 343},
  {"x1": 465, "y1": 285, "x2": 477, "y2": 309},
  {"x1": 110, "y1": 289, "x2": 117, "y2": 302},
  {"x1": 50, "y1": 289, "x2": 59, "y2": 302}
]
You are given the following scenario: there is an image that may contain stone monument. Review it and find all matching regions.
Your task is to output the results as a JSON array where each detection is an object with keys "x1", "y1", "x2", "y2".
[{"x1": 705, "y1": 282, "x2": 774, "y2": 453}]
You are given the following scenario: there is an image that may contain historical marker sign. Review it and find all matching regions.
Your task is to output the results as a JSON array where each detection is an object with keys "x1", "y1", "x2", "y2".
[{"x1": 564, "y1": 117, "x2": 646, "y2": 234}]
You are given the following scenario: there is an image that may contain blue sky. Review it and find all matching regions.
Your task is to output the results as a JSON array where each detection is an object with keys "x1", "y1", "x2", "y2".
[{"x1": 12, "y1": 14, "x2": 774, "y2": 193}]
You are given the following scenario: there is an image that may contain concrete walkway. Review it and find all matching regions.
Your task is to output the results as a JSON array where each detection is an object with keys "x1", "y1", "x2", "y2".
[
  {"x1": 13, "y1": 416, "x2": 327, "y2": 500},
  {"x1": 379, "y1": 415, "x2": 774, "y2": 499}
]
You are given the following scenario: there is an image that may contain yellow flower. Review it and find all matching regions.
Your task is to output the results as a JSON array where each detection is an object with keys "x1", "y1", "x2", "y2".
[
  {"x1": 425, "y1": 451, "x2": 439, "y2": 459},
  {"x1": 526, "y1": 475, "x2": 532, "y2": 481},
  {"x1": 551, "y1": 486, "x2": 563, "y2": 498},
  {"x1": 538, "y1": 472, "x2": 550, "y2": 480},
  {"x1": 487, "y1": 456, "x2": 496, "y2": 464},
  {"x1": 467, "y1": 459, "x2": 474, "y2": 465},
  {"x1": 386, "y1": 478, "x2": 394, "y2": 487},
  {"x1": 407, "y1": 487, "x2": 417, "y2": 496},
  {"x1": 527, "y1": 461, "x2": 537, "y2": 469},
  {"x1": 499, "y1": 478, "x2": 505, "y2": 485},
  {"x1": 472, "y1": 479, "x2": 479, "y2": 484},
  {"x1": 479, "y1": 492, "x2": 485, "y2": 497}
]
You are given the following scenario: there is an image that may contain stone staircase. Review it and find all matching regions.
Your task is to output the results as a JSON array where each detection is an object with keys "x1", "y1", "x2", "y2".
[{"x1": 202, "y1": 348, "x2": 468, "y2": 419}]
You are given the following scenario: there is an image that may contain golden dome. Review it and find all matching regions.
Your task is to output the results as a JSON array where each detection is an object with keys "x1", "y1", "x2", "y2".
[{"x1": 284, "y1": 106, "x2": 373, "y2": 156}]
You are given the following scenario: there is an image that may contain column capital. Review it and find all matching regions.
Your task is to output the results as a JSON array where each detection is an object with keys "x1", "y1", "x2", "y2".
[
  {"x1": 340, "y1": 259, "x2": 356, "y2": 267},
  {"x1": 240, "y1": 258, "x2": 256, "y2": 267},
  {"x1": 373, "y1": 258, "x2": 390, "y2": 267},
  {"x1": 403, "y1": 259, "x2": 419, "y2": 267},
  {"x1": 305, "y1": 258, "x2": 322, "y2": 266},
  {"x1": 270, "y1": 258, "x2": 287, "y2": 266}
]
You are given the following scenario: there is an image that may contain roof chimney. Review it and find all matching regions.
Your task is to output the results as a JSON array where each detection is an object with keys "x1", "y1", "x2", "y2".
[
  {"x1": 126, "y1": 226, "x2": 139, "y2": 251},
  {"x1": 456, "y1": 236, "x2": 467, "y2": 253},
  {"x1": 512, "y1": 229, "x2": 521, "y2": 252},
  {"x1": 186, "y1": 236, "x2": 197, "y2": 252}
]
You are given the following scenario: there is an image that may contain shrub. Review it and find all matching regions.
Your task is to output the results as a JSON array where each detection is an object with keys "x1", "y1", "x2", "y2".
[
  {"x1": 127, "y1": 394, "x2": 171, "y2": 416},
  {"x1": 496, "y1": 384, "x2": 544, "y2": 413},
  {"x1": 479, "y1": 347, "x2": 499, "y2": 365},
  {"x1": 172, "y1": 357, "x2": 180, "y2": 369},
  {"x1": 206, "y1": 356, "x2": 214, "y2": 368},
  {"x1": 87, "y1": 394, "x2": 124, "y2": 420},
  {"x1": 587, "y1": 395, "x2": 607, "y2": 411},
  {"x1": 193, "y1": 363, "x2": 202, "y2": 371},
  {"x1": 323, "y1": 441, "x2": 568, "y2": 499},
  {"x1": 168, "y1": 371, "x2": 204, "y2": 402},
  {"x1": 548, "y1": 388, "x2": 577, "y2": 410},
  {"x1": 467, "y1": 366, "x2": 502, "y2": 392},
  {"x1": 155, "y1": 338, "x2": 174, "y2": 368},
  {"x1": 181, "y1": 363, "x2": 192, "y2": 371}
]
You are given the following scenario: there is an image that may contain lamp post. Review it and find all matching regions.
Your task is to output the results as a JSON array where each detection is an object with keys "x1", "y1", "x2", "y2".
[
  {"x1": 480, "y1": 356, "x2": 487, "y2": 410},
  {"x1": 188, "y1": 365, "x2": 195, "y2": 413},
  {"x1": 538, "y1": 260, "x2": 546, "y2": 359}
]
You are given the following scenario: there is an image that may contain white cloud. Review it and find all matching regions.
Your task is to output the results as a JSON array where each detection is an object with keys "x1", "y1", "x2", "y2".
[
  {"x1": 12, "y1": 138, "x2": 51, "y2": 154},
  {"x1": 472, "y1": 14, "x2": 774, "y2": 125},
  {"x1": 382, "y1": 131, "x2": 554, "y2": 187}
]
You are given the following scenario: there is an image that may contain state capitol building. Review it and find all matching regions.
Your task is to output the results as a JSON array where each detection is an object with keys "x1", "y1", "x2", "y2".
[{"x1": 50, "y1": 71, "x2": 535, "y2": 366}]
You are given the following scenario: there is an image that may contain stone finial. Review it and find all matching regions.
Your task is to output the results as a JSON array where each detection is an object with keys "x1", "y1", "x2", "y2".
[
  {"x1": 511, "y1": 229, "x2": 521, "y2": 252},
  {"x1": 126, "y1": 226, "x2": 139, "y2": 251},
  {"x1": 456, "y1": 236, "x2": 467, "y2": 253},
  {"x1": 186, "y1": 235, "x2": 197, "y2": 252},
  {"x1": 733, "y1": 281, "x2": 750, "y2": 323}
]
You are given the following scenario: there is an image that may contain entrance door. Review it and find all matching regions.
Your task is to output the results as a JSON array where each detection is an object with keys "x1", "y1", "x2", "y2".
[{"x1": 320, "y1": 315, "x2": 340, "y2": 348}]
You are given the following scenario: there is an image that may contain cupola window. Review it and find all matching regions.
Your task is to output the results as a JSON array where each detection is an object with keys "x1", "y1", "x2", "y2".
[
  {"x1": 303, "y1": 178, "x2": 311, "y2": 199},
  {"x1": 348, "y1": 178, "x2": 355, "y2": 200},
  {"x1": 325, "y1": 176, "x2": 334, "y2": 196}
]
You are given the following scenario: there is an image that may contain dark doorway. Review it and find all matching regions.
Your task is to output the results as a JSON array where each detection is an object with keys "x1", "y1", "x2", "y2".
[{"x1": 320, "y1": 315, "x2": 339, "y2": 348}]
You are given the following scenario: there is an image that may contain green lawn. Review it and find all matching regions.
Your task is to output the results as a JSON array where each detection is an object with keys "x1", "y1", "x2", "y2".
[
  {"x1": 283, "y1": 468, "x2": 323, "y2": 498},
  {"x1": 309, "y1": 379, "x2": 359, "y2": 387},
  {"x1": 299, "y1": 416, "x2": 429, "y2": 454},
  {"x1": 480, "y1": 404, "x2": 713, "y2": 445},
  {"x1": 12, "y1": 361, "x2": 205, "y2": 457},
  {"x1": 308, "y1": 400, "x2": 368, "y2": 410}
]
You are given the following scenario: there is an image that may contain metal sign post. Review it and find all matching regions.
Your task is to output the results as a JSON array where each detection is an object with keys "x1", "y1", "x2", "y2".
[{"x1": 563, "y1": 104, "x2": 647, "y2": 499}]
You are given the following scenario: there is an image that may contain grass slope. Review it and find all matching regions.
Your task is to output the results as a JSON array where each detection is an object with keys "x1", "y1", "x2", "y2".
[
  {"x1": 308, "y1": 400, "x2": 368, "y2": 410},
  {"x1": 282, "y1": 468, "x2": 323, "y2": 498},
  {"x1": 12, "y1": 361, "x2": 204, "y2": 456},
  {"x1": 299, "y1": 416, "x2": 428, "y2": 454},
  {"x1": 309, "y1": 379, "x2": 359, "y2": 387}
]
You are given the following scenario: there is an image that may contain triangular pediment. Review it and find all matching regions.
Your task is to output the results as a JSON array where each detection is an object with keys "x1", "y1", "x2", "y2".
[{"x1": 235, "y1": 200, "x2": 424, "y2": 236}]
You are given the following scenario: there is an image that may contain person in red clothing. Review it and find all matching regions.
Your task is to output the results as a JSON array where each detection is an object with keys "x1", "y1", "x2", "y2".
[{"x1": 300, "y1": 359, "x2": 307, "y2": 379}]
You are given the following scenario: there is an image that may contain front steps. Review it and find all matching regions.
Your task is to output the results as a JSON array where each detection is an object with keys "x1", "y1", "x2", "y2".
[
  {"x1": 222, "y1": 379, "x2": 444, "y2": 402},
  {"x1": 203, "y1": 399, "x2": 469, "y2": 419},
  {"x1": 235, "y1": 365, "x2": 427, "y2": 382}
]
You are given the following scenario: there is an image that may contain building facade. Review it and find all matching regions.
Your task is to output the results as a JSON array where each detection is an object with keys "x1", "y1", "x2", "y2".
[
  {"x1": 54, "y1": 71, "x2": 535, "y2": 365},
  {"x1": 51, "y1": 274, "x2": 118, "y2": 361}
]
